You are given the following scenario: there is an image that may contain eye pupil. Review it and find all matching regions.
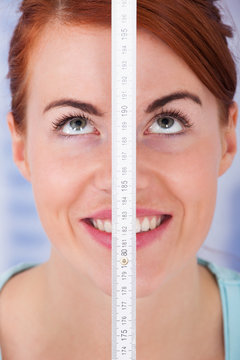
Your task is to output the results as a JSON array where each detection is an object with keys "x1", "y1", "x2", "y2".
[
  {"x1": 69, "y1": 118, "x2": 86, "y2": 131},
  {"x1": 158, "y1": 117, "x2": 174, "y2": 129}
]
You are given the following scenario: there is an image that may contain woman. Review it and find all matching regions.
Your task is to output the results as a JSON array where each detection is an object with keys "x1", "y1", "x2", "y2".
[{"x1": 0, "y1": 0, "x2": 239, "y2": 359}]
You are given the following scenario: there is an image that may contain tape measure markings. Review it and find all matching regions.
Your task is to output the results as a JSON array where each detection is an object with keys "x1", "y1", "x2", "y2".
[{"x1": 112, "y1": 0, "x2": 136, "y2": 359}]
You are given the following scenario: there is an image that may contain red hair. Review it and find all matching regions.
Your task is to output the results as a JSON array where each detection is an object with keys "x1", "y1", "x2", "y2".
[{"x1": 8, "y1": 0, "x2": 237, "y2": 132}]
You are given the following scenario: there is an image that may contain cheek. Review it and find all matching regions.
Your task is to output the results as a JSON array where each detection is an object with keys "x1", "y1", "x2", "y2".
[
  {"x1": 28, "y1": 131, "x2": 100, "y2": 185},
  {"x1": 135, "y1": 136, "x2": 222, "y2": 295},
  {"x1": 179, "y1": 135, "x2": 220, "y2": 189},
  {"x1": 25, "y1": 135, "x2": 102, "y2": 229},
  {"x1": 145, "y1": 132, "x2": 222, "y2": 240},
  {"x1": 170, "y1": 139, "x2": 220, "y2": 194},
  {"x1": 167, "y1": 136, "x2": 222, "y2": 250}
]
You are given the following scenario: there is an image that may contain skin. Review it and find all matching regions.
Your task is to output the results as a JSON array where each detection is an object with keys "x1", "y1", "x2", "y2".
[{"x1": 1, "y1": 23, "x2": 238, "y2": 359}]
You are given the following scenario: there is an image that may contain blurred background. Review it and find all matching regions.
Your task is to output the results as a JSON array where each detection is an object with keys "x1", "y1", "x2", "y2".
[{"x1": 0, "y1": 0, "x2": 239, "y2": 274}]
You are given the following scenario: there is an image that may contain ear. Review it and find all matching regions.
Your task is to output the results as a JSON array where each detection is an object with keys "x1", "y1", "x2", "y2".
[
  {"x1": 218, "y1": 101, "x2": 238, "y2": 177},
  {"x1": 7, "y1": 112, "x2": 31, "y2": 181}
]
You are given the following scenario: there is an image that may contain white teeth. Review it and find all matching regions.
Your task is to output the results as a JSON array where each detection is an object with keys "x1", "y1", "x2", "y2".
[
  {"x1": 156, "y1": 216, "x2": 161, "y2": 226},
  {"x1": 141, "y1": 217, "x2": 150, "y2": 232},
  {"x1": 136, "y1": 218, "x2": 141, "y2": 233},
  {"x1": 96, "y1": 219, "x2": 104, "y2": 231},
  {"x1": 104, "y1": 220, "x2": 112, "y2": 233},
  {"x1": 91, "y1": 215, "x2": 164, "y2": 233},
  {"x1": 150, "y1": 216, "x2": 157, "y2": 230}
]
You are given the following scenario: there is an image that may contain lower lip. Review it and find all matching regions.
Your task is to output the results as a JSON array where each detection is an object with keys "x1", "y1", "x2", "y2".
[{"x1": 80, "y1": 217, "x2": 171, "y2": 250}]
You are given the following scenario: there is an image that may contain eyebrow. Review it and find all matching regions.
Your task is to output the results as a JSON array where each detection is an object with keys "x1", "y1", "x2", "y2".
[
  {"x1": 43, "y1": 91, "x2": 202, "y2": 116},
  {"x1": 43, "y1": 98, "x2": 105, "y2": 116},
  {"x1": 145, "y1": 91, "x2": 202, "y2": 113}
]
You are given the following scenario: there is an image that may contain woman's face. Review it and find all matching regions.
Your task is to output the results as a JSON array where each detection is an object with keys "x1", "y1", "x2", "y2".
[{"x1": 9, "y1": 24, "x2": 237, "y2": 297}]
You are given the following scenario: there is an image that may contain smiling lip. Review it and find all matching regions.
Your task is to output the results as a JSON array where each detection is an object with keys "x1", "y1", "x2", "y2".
[{"x1": 80, "y1": 208, "x2": 172, "y2": 249}]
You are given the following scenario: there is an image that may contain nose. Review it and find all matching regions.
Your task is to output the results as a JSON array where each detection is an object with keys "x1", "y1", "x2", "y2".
[
  {"x1": 136, "y1": 163, "x2": 150, "y2": 191},
  {"x1": 93, "y1": 143, "x2": 156, "y2": 194},
  {"x1": 136, "y1": 144, "x2": 153, "y2": 191},
  {"x1": 92, "y1": 144, "x2": 112, "y2": 194}
]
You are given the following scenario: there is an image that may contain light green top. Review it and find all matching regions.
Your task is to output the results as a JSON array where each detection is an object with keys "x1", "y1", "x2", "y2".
[{"x1": 1, "y1": 258, "x2": 240, "y2": 359}]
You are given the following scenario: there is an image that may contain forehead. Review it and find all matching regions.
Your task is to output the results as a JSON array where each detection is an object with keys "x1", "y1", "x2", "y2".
[
  {"x1": 27, "y1": 23, "x2": 210, "y2": 110},
  {"x1": 27, "y1": 24, "x2": 112, "y2": 107}
]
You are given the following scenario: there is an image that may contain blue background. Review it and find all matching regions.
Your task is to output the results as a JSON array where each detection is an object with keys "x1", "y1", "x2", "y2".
[{"x1": 0, "y1": 0, "x2": 239, "y2": 273}]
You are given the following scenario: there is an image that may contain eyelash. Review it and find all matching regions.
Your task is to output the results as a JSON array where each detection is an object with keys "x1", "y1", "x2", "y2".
[
  {"x1": 146, "y1": 108, "x2": 193, "y2": 136},
  {"x1": 52, "y1": 108, "x2": 193, "y2": 136},
  {"x1": 52, "y1": 112, "x2": 94, "y2": 131}
]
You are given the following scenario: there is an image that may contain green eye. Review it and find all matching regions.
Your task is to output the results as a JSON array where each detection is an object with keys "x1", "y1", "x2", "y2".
[
  {"x1": 69, "y1": 118, "x2": 87, "y2": 131},
  {"x1": 148, "y1": 115, "x2": 183, "y2": 134},
  {"x1": 157, "y1": 117, "x2": 175, "y2": 129},
  {"x1": 52, "y1": 113, "x2": 98, "y2": 136},
  {"x1": 59, "y1": 116, "x2": 96, "y2": 135}
]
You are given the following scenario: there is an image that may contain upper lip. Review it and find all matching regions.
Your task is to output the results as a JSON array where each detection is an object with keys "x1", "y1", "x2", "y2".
[{"x1": 84, "y1": 208, "x2": 170, "y2": 220}]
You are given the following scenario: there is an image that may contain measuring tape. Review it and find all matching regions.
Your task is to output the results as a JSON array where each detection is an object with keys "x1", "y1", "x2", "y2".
[{"x1": 112, "y1": 0, "x2": 136, "y2": 359}]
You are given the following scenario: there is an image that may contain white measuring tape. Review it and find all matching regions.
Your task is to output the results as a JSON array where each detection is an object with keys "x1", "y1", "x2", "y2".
[{"x1": 112, "y1": 0, "x2": 136, "y2": 359}]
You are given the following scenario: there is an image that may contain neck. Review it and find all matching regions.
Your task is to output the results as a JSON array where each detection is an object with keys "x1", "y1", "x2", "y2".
[
  {"x1": 136, "y1": 258, "x2": 202, "y2": 356},
  {"x1": 42, "y1": 248, "x2": 221, "y2": 358}
]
